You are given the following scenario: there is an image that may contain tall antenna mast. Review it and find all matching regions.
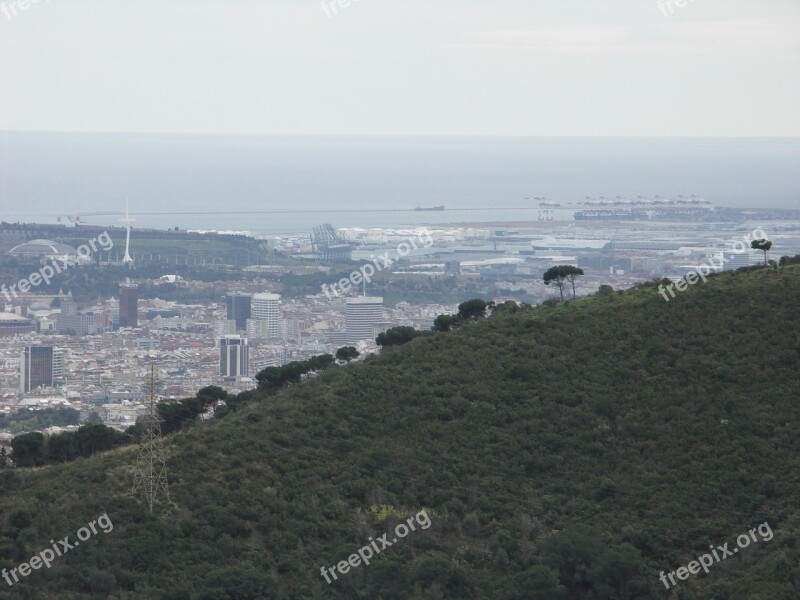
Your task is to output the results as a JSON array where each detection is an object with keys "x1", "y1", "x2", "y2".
[
  {"x1": 131, "y1": 361, "x2": 170, "y2": 512},
  {"x1": 120, "y1": 198, "x2": 135, "y2": 265}
]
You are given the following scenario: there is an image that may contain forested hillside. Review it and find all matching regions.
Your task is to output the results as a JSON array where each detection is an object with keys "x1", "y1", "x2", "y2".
[{"x1": 1, "y1": 264, "x2": 798, "y2": 599}]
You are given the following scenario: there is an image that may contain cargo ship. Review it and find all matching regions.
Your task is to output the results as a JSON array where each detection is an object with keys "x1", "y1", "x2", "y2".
[{"x1": 414, "y1": 204, "x2": 445, "y2": 212}]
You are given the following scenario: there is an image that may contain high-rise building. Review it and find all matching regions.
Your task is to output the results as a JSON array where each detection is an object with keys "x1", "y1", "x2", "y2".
[
  {"x1": 20, "y1": 346, "x2": 64, "y2": 394},
  {"x1": 281, "y1": 319, "x2": 301, "y2": 343},
  {"x1": 345, "y1": 296, "x2": 384, "y2": 343},
  {"x1": 226, "y1": 293, "x2": 252, "y2": 330},
  {"x1": 723, "y1": 251, "x2": 756, "y2": 271},
  {"x1": 444, "y1": 261, "x2": 461, "y2": 277},
  {"x1": 57, "y1": 295, "x2": 79, "y2": 333},
  {"x1": 214, "y1": 319, "x2": 237, "y2": 339},
  {"x1": 251, "y1": 293, "x2": 281, "y2": 339},
  {"x1": 220, "y1": 335, "x2": 249, "y2": 378},
  {"x1": 60, "y1": 295, "x2": 78, "y2": 316},
  {"x1": 52, "y1": 347, "x2": 64, "y2": 381},
  {"x1": 57, "y1": 309, "x2": 107, "y2": 335},
  {"x1": 119, "y1": 283, "x2": 139, "y2": 328},
  {"x1": 246, "y1": 319, "x2": 270, "y2": 341}
]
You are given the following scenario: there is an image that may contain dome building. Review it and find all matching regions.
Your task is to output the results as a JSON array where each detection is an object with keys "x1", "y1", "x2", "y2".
[{"x1": 9, "y1": 239, "x2": 77, "y2": 260}]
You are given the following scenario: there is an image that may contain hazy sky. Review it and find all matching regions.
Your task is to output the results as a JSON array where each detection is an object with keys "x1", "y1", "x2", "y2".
[{"x1": 0, "y1": 0, "x2": 798, "y2": 135}]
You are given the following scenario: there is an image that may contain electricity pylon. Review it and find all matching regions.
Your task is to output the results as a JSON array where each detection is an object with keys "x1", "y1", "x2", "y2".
[{"x1": 131, "y1": 362, "x2": 170, "y2": 512}]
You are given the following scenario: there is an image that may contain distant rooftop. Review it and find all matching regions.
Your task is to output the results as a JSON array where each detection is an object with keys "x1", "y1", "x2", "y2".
[
  {"x1": 346, "y1": 296, "x2": 384, "y2": 304},
  {"x1": 0, "y1": 312, "x2": 32, "y2": 322}
]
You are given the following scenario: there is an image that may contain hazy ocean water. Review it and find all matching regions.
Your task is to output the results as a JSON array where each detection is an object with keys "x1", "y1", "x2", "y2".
[{"x1": 0, "y1": 132, "x2": 798, "y2": 235}]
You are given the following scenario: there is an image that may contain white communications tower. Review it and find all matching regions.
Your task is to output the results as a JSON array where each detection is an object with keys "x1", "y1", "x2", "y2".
[{"x1": 120, "y1": 201, "x2": 135, "y2": 264}]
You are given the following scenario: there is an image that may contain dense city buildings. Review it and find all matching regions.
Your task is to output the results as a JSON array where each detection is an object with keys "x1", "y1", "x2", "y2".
[
  {"x1": 57, "y1": 294, "x2": 109, "y2": 335},
  {"x1": 1, "y1": 216, "x2": 798, "y2": 434}
]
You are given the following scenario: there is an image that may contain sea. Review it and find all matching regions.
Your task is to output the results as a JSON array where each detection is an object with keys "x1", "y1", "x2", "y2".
[{"x1": 1, "y1": 132, "x2": 798, "y2": 235}]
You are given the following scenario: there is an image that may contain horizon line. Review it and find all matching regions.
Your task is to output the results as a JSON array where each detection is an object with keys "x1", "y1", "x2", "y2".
[{"x1": 1, "y1": 130, "x2": 799, "y2": 139}]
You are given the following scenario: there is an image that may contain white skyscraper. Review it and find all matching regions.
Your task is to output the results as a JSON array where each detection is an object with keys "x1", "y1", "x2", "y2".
[
  {"x1": 723, "y1": 250, "x2": 756, "y2": 271},
  {"x1": 251, "y1": 293, "x2": 281, "y2": 340},
  {"x1": 346, "y1": 296, "x2": 384, "y2": 343}
]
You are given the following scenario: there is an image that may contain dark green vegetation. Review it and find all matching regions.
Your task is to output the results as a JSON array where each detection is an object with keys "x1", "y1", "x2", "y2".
[
  {"x1": 335, "y1": 347, "x2": 360, "y2": 362},
  {"x1": 378, "y1": 300, "x2": 502, "y2": 342},
  {"x1": 431, "y1": 298, "x2": 504, "y2": 332},
  {"x1": 1, "y1": 264, "x2": 799, "y2": 599},
  {"x1": 149, "y1": 387, "x2": 231, "y2": 436},
  {"x1": 543, "y1": 265, "x2": 585, "y2": 301},
  {"x1": 9, "y1": 424, "x2": 131, "y2": 467},
  {"x1": 377, "y1": 326, "x2": 426, "y2": 347},
  {"x1": 0, "y1": 407, "x2": 80, "y2": 434},
  {"x1": 255, "y1": 355, "x2": 335, "y2": 394},
  {"x1": 750, "y1": 238, "x2": 773, "y2": 266}
]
